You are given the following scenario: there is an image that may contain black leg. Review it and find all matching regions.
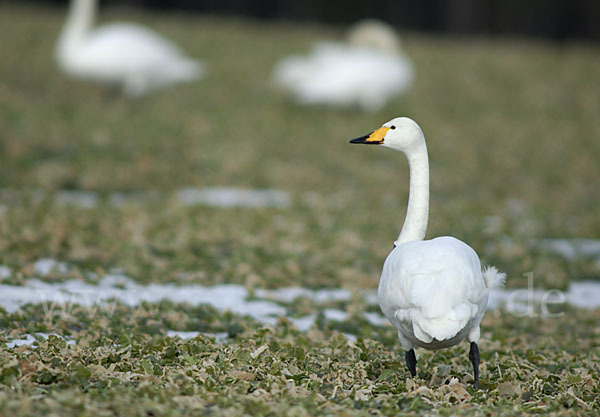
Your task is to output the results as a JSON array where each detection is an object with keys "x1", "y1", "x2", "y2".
[
  {"x1": 469, "y1": 342, "x2": 480, "y2": 388},
  {"x1": 405, "y1": 349, "x2": 417, "y2": 377}
]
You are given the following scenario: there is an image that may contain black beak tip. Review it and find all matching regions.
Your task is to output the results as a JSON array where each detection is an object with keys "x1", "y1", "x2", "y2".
[{"x1": 349, "y1": 133, "x2": 371, "y2": 144}]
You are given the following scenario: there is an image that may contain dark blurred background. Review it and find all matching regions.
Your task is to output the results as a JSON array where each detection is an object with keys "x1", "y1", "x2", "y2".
[{"x1": 16, "y1": 0, "x2": 600, "y2": 41}]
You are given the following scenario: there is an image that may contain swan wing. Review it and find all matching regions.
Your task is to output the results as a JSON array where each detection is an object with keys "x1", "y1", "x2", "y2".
[{"x1": 378, "y1": 236, "x2": 488, "y2": 344}]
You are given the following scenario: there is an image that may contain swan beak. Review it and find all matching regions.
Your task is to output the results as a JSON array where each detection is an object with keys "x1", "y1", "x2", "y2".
[{"x1": 349, "y1": 126, "x2": 389, "y2": 144}]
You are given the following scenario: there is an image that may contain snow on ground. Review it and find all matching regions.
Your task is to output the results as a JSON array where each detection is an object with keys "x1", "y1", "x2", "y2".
[
  {"x1": 3, "y1": 331, "x2": 230, "y2": 348},
  {"x1": 33, "y1": 259, "x2": 68, "y2": 276},
  {"x1": 289, "y1": 314, "x2": 317, "y2": 332},
  {"x1": 55, "y1": 190, "x2": 99, "y2": 208},
  {"x1": 0, "y1": 276, "x2": 286, "y2": 324},
  {"x1": 4, "y1": 333, "x2": 75, "y2": 348},
  {"x1": 363, "y1": 311, "x2": 391, "y2": 326},
  {"x1": 1, "y1": 261, "x2": 600, "y2": 320},
  {"x1": 176, "y1": 187, "x2": 290, "y2": 208},
  {"x1": 0, "y1": 266, "x2": 10, "y2": 279},
  {"x1": 488, "y1": 280, "x2": 600, "y2": 311},
  {"x1": 1, "y1": 259, "x2": 600, "y2": 347},
  {"x1": 533, "y1": 238, "x2": 600, "y2": 260},
  {"x1": 254, "y1": 287, "x2": 353, "y2": 303},
  {"x1": 0, "y1": 187, "x2": 291, "y2": 209},
  {"x1": 166, "y1": 330, "x2": 229, "y2": 342}
]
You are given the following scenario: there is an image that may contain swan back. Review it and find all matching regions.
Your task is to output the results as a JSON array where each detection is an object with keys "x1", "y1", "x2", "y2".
[{"x1": 378, "y1": 237, "x2": 489, "y2": 348}]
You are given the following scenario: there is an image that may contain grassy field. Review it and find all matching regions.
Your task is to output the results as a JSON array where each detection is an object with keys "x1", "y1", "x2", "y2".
[{"x1": 1, "y1": 2, "x2": 599, "y2": 416}]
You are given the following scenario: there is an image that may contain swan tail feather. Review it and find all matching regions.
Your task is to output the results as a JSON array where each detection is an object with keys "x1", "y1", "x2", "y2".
[
  {"x1": 167, "y1": 59, "x2": 204, "y2": 81},
  {"x1": 482, "y1": 266, "x2": 506, "y2": 289},
  {"x1": 408, "y1": 307, "x2": 471, "y2": 343}
]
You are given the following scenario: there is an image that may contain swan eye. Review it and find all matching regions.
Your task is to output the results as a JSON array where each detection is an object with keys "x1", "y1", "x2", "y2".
[{"x1": 390, "y1": 126, "x2": 396, "y2": 129}]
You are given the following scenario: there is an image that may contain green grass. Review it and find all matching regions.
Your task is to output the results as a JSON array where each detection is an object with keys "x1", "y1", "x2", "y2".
[
  {"x1": 0, "y1": 2, "x2": 599, "y2": 416},
  {"x1": 1, "y1": 304, "x2": 599, "y2": 416}
]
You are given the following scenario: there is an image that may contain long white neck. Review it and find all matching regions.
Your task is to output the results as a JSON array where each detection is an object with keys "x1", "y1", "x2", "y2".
[
  {"x1": 57, "y1": 0, "x2": 96, "y2": 56},
  {"x1": 396, "y1": 141, "x2": 429, "y2": 245}
]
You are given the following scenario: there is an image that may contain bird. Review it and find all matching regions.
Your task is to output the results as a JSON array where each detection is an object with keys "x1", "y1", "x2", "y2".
[
  {"x1": 272, "y1": 20, "x2": 413, "y2": 112},
  {"x1": 56, "y1": 0, "x2": 203, "y2": 97},
  {"x1": 349, "y1": 117, "x2": 505, "y2": 388}
]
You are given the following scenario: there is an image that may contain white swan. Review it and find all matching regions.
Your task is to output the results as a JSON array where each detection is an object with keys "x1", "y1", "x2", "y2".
[
  {"x1": 272, "y1": 20, "x2": 413, "y2": 112},
  {"x1": 56, "y1": 0, "x2": 203, "y2": 96},
  {"x1": 350, "y1": 117, "x2": 505, "y2": 387}
]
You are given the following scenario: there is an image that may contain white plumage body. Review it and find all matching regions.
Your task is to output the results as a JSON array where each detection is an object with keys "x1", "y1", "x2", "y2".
[
  {"x1": 349, "y1": 117, "x2": 505, "y2": 385},
  {"x1": 56, "y1": 0, "x2": 203, "y2": 96},
  {"x1": 379, "y1": 236, "x2": 500, "y2": 350},
  {"x1": 272, "y1": 20, "x2": 413, "y2": 112},
  {"x1": 273, "y1": 42, "x2": 412, "y2": 111}
]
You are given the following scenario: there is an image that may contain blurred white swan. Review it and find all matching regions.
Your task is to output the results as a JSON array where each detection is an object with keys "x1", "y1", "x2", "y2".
[
  {"x1": 56, "y1": 0, "x2": 203, "y2": 96},
  {"x1": 350, "y1": 117, "x2": 505, "y2": 387},
  {"x1": 272, "y1": 20, "x2": 413, "y2": 112}
]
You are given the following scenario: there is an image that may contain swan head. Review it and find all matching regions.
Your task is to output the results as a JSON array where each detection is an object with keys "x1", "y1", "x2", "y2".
[
  {"x1": 349, "y1": 117, "x2": 424, "y2": 152},
  {"x1": 347, "y1": 20, "x2": 400, "y2": 54}
]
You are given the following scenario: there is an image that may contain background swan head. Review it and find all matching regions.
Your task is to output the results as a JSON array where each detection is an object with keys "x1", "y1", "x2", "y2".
[
  {"x1": 349, "y1": 117, "x2": 425, "y2": 153},
  {"x1": 347, "y1": 19, "x2": 401, "y2": 54}
]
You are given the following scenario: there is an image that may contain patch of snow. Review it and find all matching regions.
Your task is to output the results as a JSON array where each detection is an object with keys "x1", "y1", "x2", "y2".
[
  {"x1": 108, "y1": 191, "x2": 159, "y2": 207},
  {"x1": 365, "y1": 293, "x2": 379, "y2": 305},
  {"x1": 323, "y1": 308, "x2": 349, "y2": 321},
  {"x1": 33, "y1": 259, "x2": 68, "y2": 276},
  {"x1": 207, "y1": 332, "x2": 229, "y2": 342},
  {"x1": 343, "y1": 333, "x2": 357, "y2": 343},
  {"x1": 4, "y1": 334, "x2": 36, "y2": 348},
  {"x1": 177, "y1": 187, "x2": 291, "y2": 208},
  {"x1": 2, "y1": 258, "x2": 600, "y2": 337},
  {"x1": 254, "y1": 287, "x2": 309, "y2": 303},
  {"x1": 99, "y1": 274, "x2": 138, "y2": 289},
  {"x1": 487, "y1": 287, "x2": 545, "y2": 310},
  {"x1": 255, "y1": 287, "x2": 354, "y2": 303},
  {"x1": 534, "y1": 238, "x2": 600, "y2": 260},
  {"x1": 166, "y1": 330, "x2": 228, "y2": 342},
  {"x1": 1, "y1": 188, "x2": 292, "y2": 210},
  {"x1": 4, "y1": 333, "x2": 75, "y2": 348},
  {"x1": 55, "y1": 190, "x2": 99, "y2": 208},
  {"x1": 289, "y1": 314, "x2": 316, "y2": 332},
  {"x1": 0, "y1": 278, "x2": 287, "y2": 324},
  {"x1": 487, "y1": 280, "x2": 600, "y2": 313},
  {"x1": 0, "y1": 265, "x2": 11, "y2": 280},
  {"x1": 166, "y1": 330, "x2": 200, "y2": 339},
  {"x1": 565, "y1": 281, "x2": 600, "y2": 309},
  {"x1": 1, "y1": 273, "x2": 287, "y2": 326},
  {"x1": 363, "y1": 311, "x2": 390, "y2": 326}
]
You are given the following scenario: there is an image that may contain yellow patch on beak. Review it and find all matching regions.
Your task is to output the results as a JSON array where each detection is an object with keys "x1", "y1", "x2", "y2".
[{"x1": 366, "y1": 126, "x2": 390, "y2": 144}]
